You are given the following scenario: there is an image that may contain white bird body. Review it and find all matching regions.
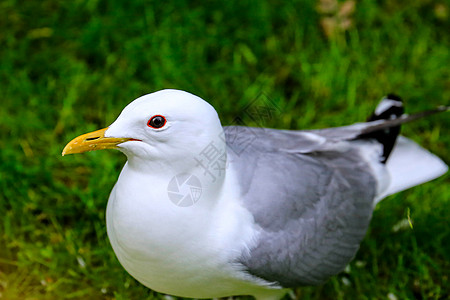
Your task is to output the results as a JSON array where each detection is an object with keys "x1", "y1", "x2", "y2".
[
  {"x1": 106, "y1": 160, "x2": 281, "y2": 298},
  {"x1": 62, "y1": 89, "x2": 448, "y2": 299}
]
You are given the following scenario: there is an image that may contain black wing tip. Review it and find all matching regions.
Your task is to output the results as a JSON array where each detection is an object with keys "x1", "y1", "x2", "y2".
[
  {"x1": 369, "y1": 94, "x2": 405, "y2": 121},
  {"x1": 363, "y1": 94, "x2": 405, "y2": 163}
]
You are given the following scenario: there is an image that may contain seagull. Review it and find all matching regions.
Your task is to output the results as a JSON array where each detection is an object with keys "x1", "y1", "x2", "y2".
[{"x1": 62, "y1": 89, "x2": 448, "y2": 299}]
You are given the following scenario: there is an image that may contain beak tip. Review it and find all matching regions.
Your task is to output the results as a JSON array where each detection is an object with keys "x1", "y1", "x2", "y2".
[
  {"x1": 61, "y1": 127, "x2": 124, "y2": 157},
  {"x1": 61, "y1": 145, "x2": 70, "y2": 156},
  {"x1": 61, "y1": 142, "x2": 75, "y2": 156}
]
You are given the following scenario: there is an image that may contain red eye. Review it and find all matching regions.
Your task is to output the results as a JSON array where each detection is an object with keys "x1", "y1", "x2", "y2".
[{"x1": 147, "y1": 115, "x2": 166, "y2": 129}]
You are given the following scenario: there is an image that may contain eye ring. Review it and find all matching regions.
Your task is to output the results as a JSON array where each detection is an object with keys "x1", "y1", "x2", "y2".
[{"x1": 147, "y1": 115, "x2": 167, "y2": 129}]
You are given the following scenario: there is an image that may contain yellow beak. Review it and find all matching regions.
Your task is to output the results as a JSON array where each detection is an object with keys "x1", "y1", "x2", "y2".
[{"x1": 62, "y1": 127, "x2": 135, "y2": 156}]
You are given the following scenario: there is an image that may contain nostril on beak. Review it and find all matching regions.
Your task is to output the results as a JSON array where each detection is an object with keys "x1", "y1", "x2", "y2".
[{"x1": 85, "y1": 137, "x2": 100, "y2": 141}]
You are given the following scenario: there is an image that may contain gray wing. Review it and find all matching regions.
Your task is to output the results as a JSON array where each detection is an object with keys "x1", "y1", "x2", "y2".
[{"x1": 225, "y1": 126, "x2": 378, "y2": 287}]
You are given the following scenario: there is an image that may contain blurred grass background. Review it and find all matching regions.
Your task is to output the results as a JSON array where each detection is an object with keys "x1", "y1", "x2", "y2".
[{"x1": 0, "y1": 0, "x2": 449, "y2": 299}]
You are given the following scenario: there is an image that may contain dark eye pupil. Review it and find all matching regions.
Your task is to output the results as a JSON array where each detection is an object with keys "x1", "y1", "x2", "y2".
[{"x1": 149, "y1": 116, "x2": 166, "y2": 128}]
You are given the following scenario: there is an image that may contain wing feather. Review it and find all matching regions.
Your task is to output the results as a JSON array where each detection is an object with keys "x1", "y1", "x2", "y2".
[{"x1": 224, "y1": 126, "x2": 377, "y2": 287}]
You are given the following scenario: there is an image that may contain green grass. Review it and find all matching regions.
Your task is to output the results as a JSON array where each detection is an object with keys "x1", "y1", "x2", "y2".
[{"x1": 0, "y1": 0, "x2": 449, "y2": 299}]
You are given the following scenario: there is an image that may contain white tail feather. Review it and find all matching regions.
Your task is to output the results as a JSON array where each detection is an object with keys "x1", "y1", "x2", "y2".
[{"x1": 375, "y1": 136, "x2": 448, "y2": 202}]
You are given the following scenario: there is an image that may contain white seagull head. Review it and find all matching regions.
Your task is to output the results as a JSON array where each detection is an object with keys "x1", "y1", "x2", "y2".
[
  {"x1": 62, "y1": 89, "x2": 225, "y2": 167},
  {"x1": 106, "y1": 89, "x2": 224, "y2": 161}
]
